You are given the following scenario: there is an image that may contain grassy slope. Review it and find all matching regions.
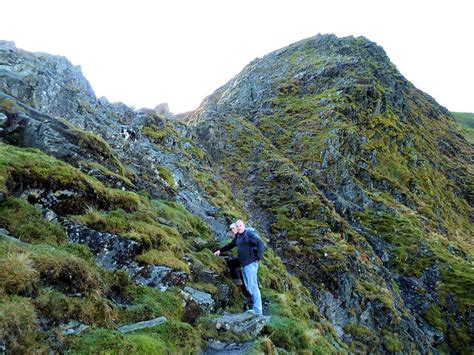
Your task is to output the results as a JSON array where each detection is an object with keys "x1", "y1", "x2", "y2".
[{"x1": 452, "y1": 112, "x2": 474, "y2": 144}]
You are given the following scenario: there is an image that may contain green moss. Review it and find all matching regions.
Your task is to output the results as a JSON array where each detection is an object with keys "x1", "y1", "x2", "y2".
[
  {"x1": 264, "y1": 316, "x2": 310, "y2": 351},
  {"x1": 446, "y1": 322, "x2": 472, "y2": 354},
  {"x1": 0, "y1": 296, "x2": 40, "y2": 353},
  {"x1": 31, "y1": 245, "x2": 103, "y2": 295},
  {"x1": 79, "y1": 160, "x2": 134, "y2": 188},
  {"x1": 382, "y1": 332, "x2": 403, "y2": 352},
  {"x1": 152, "y1": 200, "x2": 211, "y2": 240},
  {"x1": 189, "y1": 249, "x2": 226, "y2": 275},
  {"x1": 72, "y1": 207, "x2": 184, "y2": 251},
  {"x1": 70, "y1": 128, "x2": 112, "y2": 158},
  {"x1": 135, "y1": 320, "x2": 201, "y2": 352},
  {"x1": 0, "y1": 143, "x2": 141, "y2": 212},
  {"x1": 189, "y1": 167, "x2": 246, "y2": 219},
  {"x1": 124, "y1": 333, "x2": 167, "y2": 353},
  {"x1": 34, "y1": 289, "x2": 117, "y2": 327},
  {"x1": 68, "y1": 329, "x2": 136, "y2": 354},
  {"x1": 424, "y1": 305, "x2": 447, "y2": 332},
  {"x1": 186, "y1": 282, "x2": 218, "y2": 296},
  {"x1": 136, "y1": 249, "x2": 190, "y2": 273},
  {"x1": 357, "y1": 209, "x2": 435, "y2": 277},
  {"x1": 0, "y1": 252, "x2": 38, "y2": 295},
  {"x1": 157, "y1": 166, "x2": 175, "y2": 187},
  {"x1": 343, "y1": 324, "x2": 378, "y2": 352},
  {"x1": 0, "y1": 197, "x2": 66, "y2": 244},
  {"x1": 355, "y1": 280, "x2": 394, "y2": 310},
  {"x1": 122, "y1": 286, "x2": 184, "y2": 322},
  {"x1": 142, "y1": 123, "x2": 179, "y2": 147}
]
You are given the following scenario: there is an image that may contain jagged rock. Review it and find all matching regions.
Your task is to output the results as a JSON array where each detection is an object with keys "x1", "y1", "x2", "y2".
[
  {"x1": 64, "y1": 220, "x2": 141, "y2": 270},
  {"x1": 58, "y1": 321, "x2": 89, "y2": 336},
  {"x1": 190, "y1": 265, "x2": 232, "y2": 304},
  {"x1": 132, "y1": 265, "x2": 189, "y2": 291},
  {"x1": 211, "y1": 312, "x2": 266, "y2": 337},
  {"x1": 181, "y1": 286, "x2": 215, "y2": 316},
  {"x1": 117, "y1": 316, "x2": 167, "y2": 334}
]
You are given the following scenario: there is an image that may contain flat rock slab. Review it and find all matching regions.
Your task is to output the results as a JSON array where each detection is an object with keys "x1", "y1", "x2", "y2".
[
  {"x1": 117, "y1": 316, "x2": 167, "y2": 333},
  {"x1": 182, "y1": 286, "x2": 215, "y2": 309},
  {"x1": 211, "y1": 312, "x2": 266, "y2": 337},
  {"x1": 59, "y1": 321, "x2": 89, "y2": 336}
]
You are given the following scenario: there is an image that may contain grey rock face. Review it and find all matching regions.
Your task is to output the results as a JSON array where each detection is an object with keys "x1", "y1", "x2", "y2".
[
  {"x1": 64, "y1": 220, "x2": 141, "y2": 270},
  {"x1": 132, "y1": 265, "x2": 189, "y2": 291}
]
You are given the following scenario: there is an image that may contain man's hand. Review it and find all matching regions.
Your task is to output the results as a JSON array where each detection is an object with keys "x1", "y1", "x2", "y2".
[{"x1": 214, "y1": 250, "x2": 221, "y2": 256}]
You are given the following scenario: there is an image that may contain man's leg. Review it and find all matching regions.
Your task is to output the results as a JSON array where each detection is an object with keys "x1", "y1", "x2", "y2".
[
  {"x1": 226, "y1": 258, "x2": 243, "y2": 285},
  {"x1": 242, "y1": 261, "x2": 262, "y2": 315}
]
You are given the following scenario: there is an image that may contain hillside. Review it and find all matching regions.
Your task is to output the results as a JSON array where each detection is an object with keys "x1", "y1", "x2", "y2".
[
  {"x1": 0, "y1": 35, "x2": 473, "y2": 354},
  {"x1": 186, "y1": 34, "x2": 474, "y2": 353},
  {"x1": 452, "y1": 112, "x2": 474, "y2": 144}
]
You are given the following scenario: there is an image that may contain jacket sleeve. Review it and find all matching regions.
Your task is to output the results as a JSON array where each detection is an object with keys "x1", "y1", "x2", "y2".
[
  {"x1": 220, "y1": 237, "x2": 236, "y2": 252},
  {"x1": 247, "y1": 230, "x2": 265, "y2": 260}
]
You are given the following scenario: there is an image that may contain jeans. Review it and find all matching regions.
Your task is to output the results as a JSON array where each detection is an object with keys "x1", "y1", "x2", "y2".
[{"x1": 242, "y1": 261, "x2": 262, "y2": 315}]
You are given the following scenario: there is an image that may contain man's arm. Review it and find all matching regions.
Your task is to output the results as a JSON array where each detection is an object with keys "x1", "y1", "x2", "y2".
[
  {"x1": 214, "y1": 237, "x2": 236, "y2": 256},
  {"x1": 247, "y1": 230, "x2": 265, "y2": 260}
]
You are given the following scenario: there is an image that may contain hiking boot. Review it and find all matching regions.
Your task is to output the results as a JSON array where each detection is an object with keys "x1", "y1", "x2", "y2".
[
  {"x1": 243, "y1": 297, "x2": 252, "y2": 312},
  {"x1": 233, "y1": 278, "x2": 243, "y2": 286}
]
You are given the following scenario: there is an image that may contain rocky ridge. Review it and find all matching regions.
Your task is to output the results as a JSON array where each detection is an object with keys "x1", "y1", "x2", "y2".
[
  {"x1": 0, "y1": 35, "x2": 472, "y2": 353},
  {"x1": 186, "y1": 34, "x2": 473, "y2": 353}
]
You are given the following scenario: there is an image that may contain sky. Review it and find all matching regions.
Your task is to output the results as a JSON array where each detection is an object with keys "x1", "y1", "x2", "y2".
[{"x1": 1, "y1": 0, "x2": 473, "y2": 114}]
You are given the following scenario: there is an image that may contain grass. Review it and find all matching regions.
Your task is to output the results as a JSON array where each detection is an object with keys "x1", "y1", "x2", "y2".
[
  {"x1": 157, "y1": 166, "x2": 176, "y2": 188},
  {"x1": 121, "y1": 285, "x2": 185, "y2": 322},
  {"x1": 0, "y1": 143, "x2": 141, "y2": 212},
  {"x1": 424, "y1": 305, "x2": 447, "y2": 332},
  {"x1": 0, "y1": 252, "x2": 38, "y2": 295},
  {"x1": 136, "y1": 249, "x2": 190, "y2": 273},
  {"x1": 452, "y1": 112, "x2": 474, "y2": 144},
  {"x1": 0, "y1": 197, "x2": 66, "y2": 244},
  {"x1": 0, "y1": 296, "x2": 40, "y2": 353},
  {"x1": 34, "y1": 289, "x2": 117, "y2": 327}
]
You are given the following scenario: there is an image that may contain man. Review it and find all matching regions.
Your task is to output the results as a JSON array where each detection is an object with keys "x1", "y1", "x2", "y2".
[{"x1": 214, "y1": 220, "x2": 264, "y2": 315}]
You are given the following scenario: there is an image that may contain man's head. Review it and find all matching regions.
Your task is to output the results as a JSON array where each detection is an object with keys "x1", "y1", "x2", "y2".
[
  {"x1": 229, "y1": 223, "x2": 237, "y2": 235},
  {"x1": 235, "y1": 220, "x2": 245, "y2": 234}
]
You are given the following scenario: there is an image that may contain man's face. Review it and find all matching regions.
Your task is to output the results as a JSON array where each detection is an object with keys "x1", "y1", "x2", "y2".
[
  {"x1": 230, "y1": 227, "x2": 238, "y2": 235},
  {"x1": 236, "y1": 221, "x2": 245, "y2": 234}
]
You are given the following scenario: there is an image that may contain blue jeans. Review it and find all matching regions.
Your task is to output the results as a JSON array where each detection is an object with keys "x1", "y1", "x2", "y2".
[{"x1": 242, "y1": 261, "x2": 262, "y2": 315}]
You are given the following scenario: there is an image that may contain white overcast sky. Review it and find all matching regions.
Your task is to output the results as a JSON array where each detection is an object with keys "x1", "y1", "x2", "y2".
[{"x1": 1, "y1": 0, "x2": 473, "y2": 113}]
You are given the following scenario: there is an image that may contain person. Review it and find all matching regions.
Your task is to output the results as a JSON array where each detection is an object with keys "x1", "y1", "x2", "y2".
[
  {"x1": 223, "y1": 223, "x2": 245, "y2": 287},
  {"x1": 214, "y1": 219, "x2": 264, "y2": 315}
]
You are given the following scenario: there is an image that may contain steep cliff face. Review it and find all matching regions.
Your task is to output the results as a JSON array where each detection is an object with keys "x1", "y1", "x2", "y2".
[
  {"x1": 186, "y1": 34, "x2": 473, "y2": 353},
  {"x1": 0, "y1": 34, "x2": 472, "y2": 354}
]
